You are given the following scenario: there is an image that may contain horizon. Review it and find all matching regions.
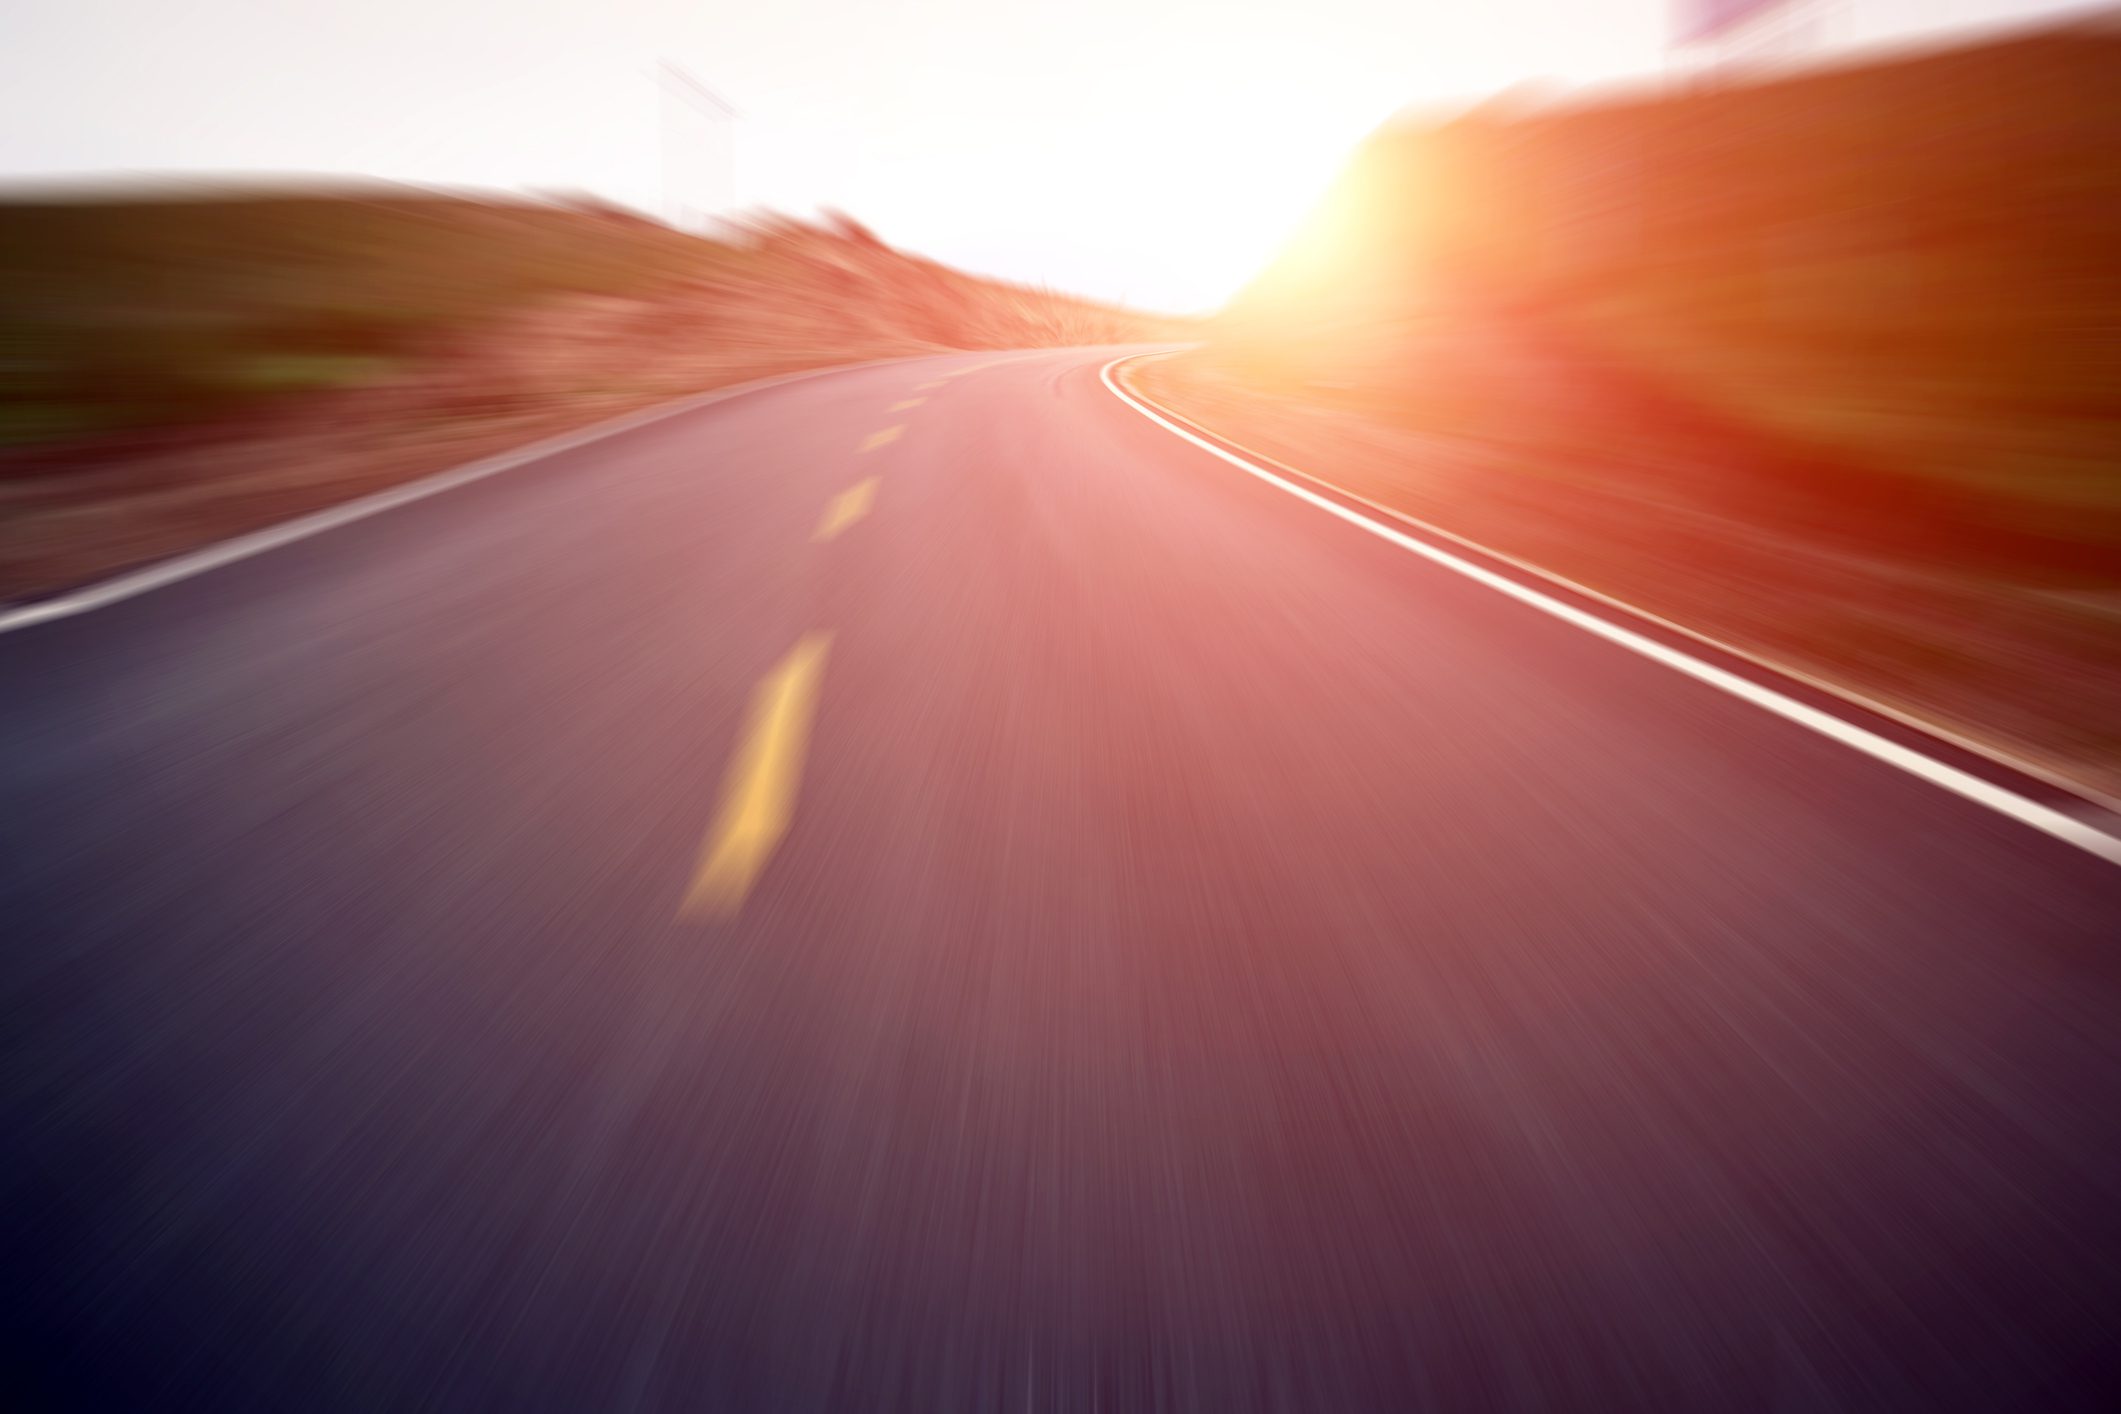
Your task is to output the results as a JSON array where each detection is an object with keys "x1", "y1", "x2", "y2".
[
  {"x1": 1, "y1": 0, "x2": 1669, "y2": 313},
  {"x1": 0, "y1": 0, "x2": 2102, "y2": 312}
]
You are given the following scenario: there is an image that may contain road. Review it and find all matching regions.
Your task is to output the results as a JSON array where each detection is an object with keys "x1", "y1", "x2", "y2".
[{"x1": 4, "y1": 346, "x2": 2119, "y2": 1412}]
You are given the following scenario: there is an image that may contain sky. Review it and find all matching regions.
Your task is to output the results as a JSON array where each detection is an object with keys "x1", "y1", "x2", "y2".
[{"x1": 0, "y1": 0, "x2": 2101, "y2": 311}]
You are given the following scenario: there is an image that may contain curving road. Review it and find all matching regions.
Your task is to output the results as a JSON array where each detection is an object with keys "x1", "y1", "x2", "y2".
[{"x1": 5, "y1": 346, "x2": 2120, "y2": 1411}]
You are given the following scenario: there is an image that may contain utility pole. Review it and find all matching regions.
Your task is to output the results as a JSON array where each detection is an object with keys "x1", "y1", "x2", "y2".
[{"x1": 656, "y1": 62, "x2": 738, "y2": 234}]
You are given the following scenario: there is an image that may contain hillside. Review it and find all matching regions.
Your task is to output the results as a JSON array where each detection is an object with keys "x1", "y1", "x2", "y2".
[
  {"x1": 1144, "y1": 22, "x2": 2121, "y2": 796},
  {"x1": 0, "y1": 187, "x2": 1175, "y2": 596}
]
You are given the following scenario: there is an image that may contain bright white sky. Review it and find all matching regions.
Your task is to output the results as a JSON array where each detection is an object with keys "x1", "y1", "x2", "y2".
[{"x1": 0, "y1": 0, "x2": 2096, "y2": 311}]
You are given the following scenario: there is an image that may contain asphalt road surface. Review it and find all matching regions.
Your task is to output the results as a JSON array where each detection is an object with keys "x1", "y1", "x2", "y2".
[{"x1": 5, "y1": 347, "x2": 2119, "y2": 1412}]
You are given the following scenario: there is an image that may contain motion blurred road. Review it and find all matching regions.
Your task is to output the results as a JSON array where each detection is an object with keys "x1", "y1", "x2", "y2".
[{"x1": 5, "y1": 347, "x2": 2119, "y2": 1411}]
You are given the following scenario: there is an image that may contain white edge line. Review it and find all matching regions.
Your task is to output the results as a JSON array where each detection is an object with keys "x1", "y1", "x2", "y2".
[
  {"x1": 0, "y1": 351, "x2": 971, "y2": 635},
  {"x1": 1118, "y1": 352, "x2": 2121, "y2": 823},
  {"x1": 1100, "y1": 354, "x2": 2121, "y2": 868}
]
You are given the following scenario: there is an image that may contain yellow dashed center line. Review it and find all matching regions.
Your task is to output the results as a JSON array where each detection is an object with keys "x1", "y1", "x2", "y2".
[
  {"x1": 888, "y1": 398, "x2": 925, "y2": 411},
  {"x1": 860, "y1": 425, "x2": 904, "y2": 452},
  {"x1": 683, "y1": 634, "x2": 833, "y2": 918},
  {"x1": 913, "y1": 380, "x2": 947, "y2": 391},
  {"x1": 814, "y1": 476, "x2": 879, "y2": 542}
]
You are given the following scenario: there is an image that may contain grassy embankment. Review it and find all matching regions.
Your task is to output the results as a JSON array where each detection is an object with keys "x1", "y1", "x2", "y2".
[
  {"x1": 0, "y1": 188, "x2": 1174, "y2": 598},
  {"x1": 1143, "y1": 23, "x2": 2121, "y2": 798}
]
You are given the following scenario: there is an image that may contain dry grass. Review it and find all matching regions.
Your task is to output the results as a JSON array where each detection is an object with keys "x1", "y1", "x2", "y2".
[
  {"x1": 0, "y1": 188, "x2": 1179, "y2": 597},
  {"x1": 1163, "y1": 24, "x2": 2121, "y2": 796}
]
